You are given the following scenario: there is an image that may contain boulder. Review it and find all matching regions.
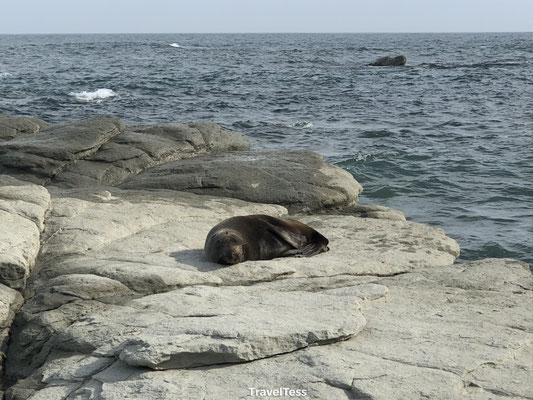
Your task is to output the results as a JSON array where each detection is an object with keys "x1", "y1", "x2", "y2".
[
  {"x1": 369, "y1": 55, "x2": 407, "y2": 66},
  {"x1": 119, "y1": 151, "x2": 363, "y2": 213},
  {"x1": 51, "y1": 122, "x2": 250, "y2": 187},
  {"x1": 0, "y1": 117, "x2": 124, "y2": 185},
  {"x1": 0, "y1": 115, "x2": 48, "y2": 142},
  {"x1": 0, "y1": 176, "x2": 50, "y2": 289}
]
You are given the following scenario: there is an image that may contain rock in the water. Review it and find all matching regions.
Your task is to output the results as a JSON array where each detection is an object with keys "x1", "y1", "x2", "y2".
[
  {"x1": 119, "y1": 150, "x2": 363, "y2": 213},
  {"x1": 0, "y1": 116, "x2": 124, "y2": 184},
  {"x1": 0, "y1": 115, "x2": 48, "y2": 142},
  {"x1": 0, "y1": 176, "x2": 50, "y2": 289},
  {"x1": 52, "y1": 122, "x2": 250, "y2": 187},
  {"x1": 369, "y1": 55, "x2": 407, "y2": 66}
]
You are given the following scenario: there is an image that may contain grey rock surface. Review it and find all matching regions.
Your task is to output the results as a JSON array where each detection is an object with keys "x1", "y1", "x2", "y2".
[
  {"x1": 0, "y1": 118, "x2": 530, "y2": 399},
  {"x1": 52, "y1": 122, "x2": 250, "y2": 187},
  {"x1": 35, "y1": 188, "x2": 458, "y2": 292},
  {"x1": 119, "y1": 150, "x2": 363, "y2": 213},
  {"x1": 62, "y1": 284, "x2": 367, "y2": 369},
  {"x1": 4, "y1": 186, "x2": 460, "y2": 392},
  {"x1": 0, "y1": 176, "x2": 50, "y2": 289},
  {"x1": 0, "y1": 115, "x2": 48, "y2": 142},
  {"x1": 0, "y1": 117, "x2": 124, "y2": 185},
  {"x1": 6, "y1": 259, "x2": 531, "y2": 400},
  {"x1": 369, "y1": 55, "x2": 407, "y2": 66},
  {"x1": 348, "y1": 204, "x2": 407, "y2": 221},
  {"x1": 0, "y1": 284, "x2": 23, "y2": 386}
]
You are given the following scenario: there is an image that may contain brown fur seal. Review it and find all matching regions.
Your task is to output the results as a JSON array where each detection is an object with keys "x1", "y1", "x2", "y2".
[{"x1": 204, "y1": 214, "x2": 329, "y2": 265}]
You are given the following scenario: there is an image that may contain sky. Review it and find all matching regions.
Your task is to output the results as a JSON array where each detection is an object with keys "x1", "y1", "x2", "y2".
[{"x1": 1, "y1": 0, "x2": 532, "y2": 34}]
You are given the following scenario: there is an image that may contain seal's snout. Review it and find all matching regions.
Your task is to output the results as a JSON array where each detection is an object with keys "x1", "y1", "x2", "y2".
[{"x1": 217, "y1": 244, "x2": 243, "y2": 265}]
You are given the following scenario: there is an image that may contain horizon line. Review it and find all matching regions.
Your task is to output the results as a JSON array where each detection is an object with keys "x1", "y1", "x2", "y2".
[{"x1": 1, "y1": 31, "x2": 532, "y2": 35}]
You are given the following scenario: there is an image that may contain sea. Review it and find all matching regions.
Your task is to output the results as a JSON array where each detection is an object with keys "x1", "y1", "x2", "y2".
[{"x1": 0, "y1": 33, "x2": 531, "y2": 265}]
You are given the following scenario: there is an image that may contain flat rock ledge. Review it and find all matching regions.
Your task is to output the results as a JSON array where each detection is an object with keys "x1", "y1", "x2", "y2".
[
  {"x1": 119, "y1": 150, "x2": 363, "y2": 213},
  {"x1": 5, "y1": 257, "x2": 532, "y2": 400}
]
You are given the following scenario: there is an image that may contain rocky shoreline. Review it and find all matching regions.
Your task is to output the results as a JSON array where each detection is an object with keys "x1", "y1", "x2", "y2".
[{"x1": 0, "y1": 115, "x2": 531, "y2": 399}]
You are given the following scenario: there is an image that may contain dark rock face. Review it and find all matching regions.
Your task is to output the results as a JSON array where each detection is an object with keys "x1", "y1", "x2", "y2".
[
  {"x1": 0, "y1": 117, "x2": 124, "y2": 185},
  {"x1": 369, "y1": 55, "x2": 407, "y2": 66},
  {"x1": 0, "y1": 118, "x2": 250, "y2": 187},
  {"x1": 52, "y1": 122, "x2": 250, "y2": 187},
  {"x1": 0, "y1": 115, "x2": 48, "y2": 142},
  {"x1": 119, "y1": 150, "x2": 363, "y2": 213}
]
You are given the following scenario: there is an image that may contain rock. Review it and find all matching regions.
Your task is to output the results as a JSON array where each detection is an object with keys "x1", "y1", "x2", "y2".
[
  {"x1": 51, "y1": 122, "x2": 250, "y2": 188},
  {"x1": 60, "y1": 284, "x2": 367, "y2": 369},
  {"x1": 0, "y1": 284, "x2": 23, "y2": 385},
  {"x1": 1, "y1": 123, "x2": 529, "y2": 399},
  {"x1": 4, "y1": 186, "x2": 460, "y2": 391},
  {"x1": 35, "y1": 188, "x2": 458, "y2": 292},
  {"x1": 0, "y1": 116, "x2": 124, "y2": 185},
  {"x1": 369, "y1": 55, "x2": 407, "y2": 66},
  {"x1": 6, "y1": 259, "x2": 531, "y2": 399},
  {"x1": 347, "y1": 204, "x2": 407, "y2": 221},
  {"x1": 0, "y1": 176, "x2": 50, "y2": 289},
  {"x1": 0, "y1": 115, "x2": 48, "y2": 142},
  {"x1": 119, "y1": 150, "x2": 363, "y2": 213}
]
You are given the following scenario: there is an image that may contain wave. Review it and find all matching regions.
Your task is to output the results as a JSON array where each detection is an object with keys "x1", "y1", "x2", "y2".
[
  {"x1": 420, "y1": 61, "x2": 524, "y2": 70},
  {"x1": 169, "y1": 43, "x2": 181, "y2": 48},
  {"x1": 0, "y1": 72, "x2": 12, "y2": 79},
  {"x1": 288, "y1": 121, "x2": 313, "y2": 130},
  {"x1": 232, "y1": 120, "x2": 314, "y2": 130},
  {"x1": 68, "y1": 88, "x2": 117, "y2": 102}
]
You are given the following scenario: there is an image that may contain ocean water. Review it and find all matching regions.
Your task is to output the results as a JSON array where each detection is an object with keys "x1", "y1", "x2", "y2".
[{"x1": 1, "y1": 33, "x2": 532, "y2": 265}]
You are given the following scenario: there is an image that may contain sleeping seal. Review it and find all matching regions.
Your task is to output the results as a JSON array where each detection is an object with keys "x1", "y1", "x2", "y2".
[{"x1": 204, "y1": 214, "x2": 329, "y2": 265}]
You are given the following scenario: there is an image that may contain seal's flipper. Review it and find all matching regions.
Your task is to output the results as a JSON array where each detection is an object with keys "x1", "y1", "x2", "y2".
[
  {"x1": 282, "y1": 241, "x2": 328, "y2": 257},
  {"x1": 260, "y1": 218, "x2": 308, "y2": 248}
]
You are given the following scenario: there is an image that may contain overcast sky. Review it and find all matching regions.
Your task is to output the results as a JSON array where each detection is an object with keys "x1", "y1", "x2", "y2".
[{"x1": 1, "y1": 0, "x2": 532, "y2": 34}]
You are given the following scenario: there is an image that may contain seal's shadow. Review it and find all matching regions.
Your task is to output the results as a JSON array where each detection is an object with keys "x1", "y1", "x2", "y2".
[{"x1": 170, "y1": 249, "x2": 227, "y2": 272}]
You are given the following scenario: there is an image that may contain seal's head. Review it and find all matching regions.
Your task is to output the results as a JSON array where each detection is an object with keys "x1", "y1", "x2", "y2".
[{"x1": 205, "y1": 229, "x2": 247, "y2": 265}]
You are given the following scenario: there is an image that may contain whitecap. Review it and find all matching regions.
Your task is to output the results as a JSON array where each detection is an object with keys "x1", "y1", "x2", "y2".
[
  {"x1": 0, "y1": 72, "x2": 12, "y2": 79},
  {"x1": 169, "y1": 43, "x2": 181, "y2": 48},
  {"x1": 289, "y1": 121, "x2": 313, "y2": 130},
  {"x1": 68, "y1": 88, "x2": 117, "y2": 102}
]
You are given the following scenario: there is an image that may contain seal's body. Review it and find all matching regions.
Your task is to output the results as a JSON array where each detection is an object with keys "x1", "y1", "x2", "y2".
[{"x1": 204, "y1": 214, "x2": 329, "y2": 265}]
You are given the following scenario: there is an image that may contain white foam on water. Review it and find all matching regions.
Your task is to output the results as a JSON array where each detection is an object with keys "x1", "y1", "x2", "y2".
[
  {"x1": 169, "y1": 43, "x2": 181, "y2": 48},
  {"x1": 0, "y1": 72, "x2": 12, "y2": 79},
  {"x1": 289, "y1": 121, "x2": 313, "y2": 129},
  {"x1": 68, "y1": 88, "x2": 117, "y2": 102}
]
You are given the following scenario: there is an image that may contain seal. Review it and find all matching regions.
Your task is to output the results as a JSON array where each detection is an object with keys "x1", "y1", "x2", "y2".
[{"x1": 204, "y1": 214, "x2": 329, "y2": 265}]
